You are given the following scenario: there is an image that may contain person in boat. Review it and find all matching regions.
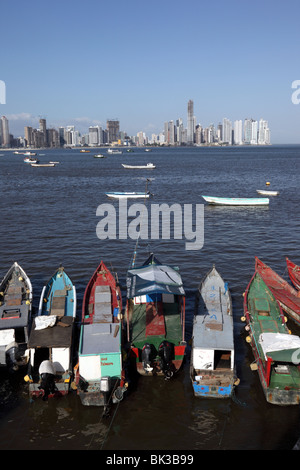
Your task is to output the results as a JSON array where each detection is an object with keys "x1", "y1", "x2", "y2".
[{"x1": 38, "y1": 360, "x2": 57, "y2": 400}]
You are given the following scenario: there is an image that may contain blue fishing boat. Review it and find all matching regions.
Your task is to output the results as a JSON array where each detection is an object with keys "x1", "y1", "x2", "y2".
[
  {"x1": 25, "y1": 266, "x2": 77, "y2": 400},
  {"x1": 202, "y1": 195, "x2": 269, "y2": 206},
  {"x1": 191, "y1": 265, "x2": 238, "y2": 398}
]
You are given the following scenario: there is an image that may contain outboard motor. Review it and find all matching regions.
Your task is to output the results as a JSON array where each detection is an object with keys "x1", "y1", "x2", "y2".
[
  {"x1": 38, "y1": 360, "x2": 57, "y2": 400},
  {"x1": 6, "y1": 342, "x2": 20, "y2": 372},
  {"x1": 100, "y1": 376, "x2": 111, "y2": 418},
  {"x1": 158, "y1": 341, "x2": 173, "y2": 379},
  {"x1": 142, "y1": 343, "x2": 154, "y2": 373}
]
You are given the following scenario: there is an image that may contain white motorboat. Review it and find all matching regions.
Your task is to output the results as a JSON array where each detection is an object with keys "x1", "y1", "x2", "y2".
[
  {"x1": 202, "y1": 195, "x2": 269, "y2": 206},
  {"x1": 256, "y1": 189, "x2": 279, "y2": 196},
  {"x1": 122, "y1": 162, "x2": 155, "y2": 169},
  {"x1": 105, "y1": 191, "x2": 150, "y2": 199}
]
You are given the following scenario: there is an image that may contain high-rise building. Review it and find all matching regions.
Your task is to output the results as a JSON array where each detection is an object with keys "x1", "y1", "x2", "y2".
[
  {"x1": 222, "y1": 118, "x2": 232, "y2": 145},
  {"x1": 187, "y1": 100, "x2": 194, "y2": 144},
  {"x1": 234, "y1": 120, "x2": 243, "y2": 145},
  {"x1": 39, "y1": 118, "x2": 47, "y2": 147},
  {"x1": 258, "y1": 119, "x2": 271, "y2": 145},
  {"x1": 106, "y1": 120, "x2": 120, "y2": 143},
  {"x1": 1, "y1": 116, "x2": 10, "y2": 147}
]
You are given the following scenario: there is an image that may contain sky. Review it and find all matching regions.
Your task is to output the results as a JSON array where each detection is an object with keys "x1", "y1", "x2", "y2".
[{"x1": 1, "y1": 0, "x2": 300, "y2": 143}]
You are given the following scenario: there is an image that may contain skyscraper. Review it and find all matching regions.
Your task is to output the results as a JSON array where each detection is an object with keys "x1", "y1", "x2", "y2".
[
  {"x1": 234, "y1": 120, "x2": 243, "y2": 145},
  {"x1": 1, "y1": 116, "x2": 10, "y2": 147},
  {"x1": 106, "y1": 120, "x2": 120, "y2": 143},
  {"x1": 187, "y1": 100, "x2": 194, "y2": 145},
  {"x1": 39, "y1": 118, "x2": 47, "y2": 147}
]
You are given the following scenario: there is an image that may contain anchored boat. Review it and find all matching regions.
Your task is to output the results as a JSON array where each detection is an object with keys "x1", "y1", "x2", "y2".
[
  {"x1": 74, "y1": 261, "x2": 127, "y2": 409},
  {"x1": 256, "y1": 189, "x2": 279, "y2": 196},
  {"x1": 255, "y1": 257, "x2": 300, "y2": 326},
  {"x1": 126, "y1": 254, "x2": 186, "y2": 379},
  {"x1": 202, "y1": 196, "x2": 269, "y2": 206},
  {"x1": 105, "y1": 191, "x2": 150, "y2": 199},
  {"x1": 25, "y1": 266, "x2": 76, "y2": 399},
  {"x1": 0, "y1": 262, "x2": 32, "y2": 371},
  {"x1": 286, "y1": 257, "x2": 300, "y2": 290},
  {"x1": 122, "y1": 163, "x2": 156, "y2": 169},
  {"x1": 191, "y1": 265, "x2": 238, "y2": 398},
  {"x1": 243, "y1": 269, "x2": 300, "y2": 405}
]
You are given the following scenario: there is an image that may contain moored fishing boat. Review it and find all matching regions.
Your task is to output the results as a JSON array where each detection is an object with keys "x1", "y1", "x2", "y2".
[
  {"x1": 286, "y1": 257, "x2": 300, "y2": 290},
  {"x1": 126, "y1": 253, "x2": 186, "y2": 379},
  {"x1": 24, "y1": 157, "x2": 39, "y2": 163},
  {"x1": 256, "y1": 189, "x2": 279, "y2": 196},
  {"x1": 94, "y1": 154, "x2": 106, "y2": 158},
  {"x1": 122, "y1": 163, "x2": 156, "y2": 169},
  {"x1": 242, "y1": 270, "x2": 300, "y2": 405},
  {"x1": 255, "y1": 257, "x2": 300, "y2": 326},
  {"x1": 107, "y1": 148, "x2": 122, "y2": 154},
  {"x1": 191, "y1": 265, "x2": 238, "y2": 398},
  {"x1": 30, "y1": 162, "x2": 56, "y2": 167},
  {"x1": 105, "y1": 191, "x2": 150, "y2": 199},
  {"x1": 73, "y1": 261, "x2": 127, "y2": 410},
  {"x1": 0, "y1": 262, "x2": 32, "y2": 371},
  {"x1": 202, "y1": 195, "x2": 269, "y2": 206},
  {"x1": 24, "y1": 266, "x2": 76, "y2": 400}
]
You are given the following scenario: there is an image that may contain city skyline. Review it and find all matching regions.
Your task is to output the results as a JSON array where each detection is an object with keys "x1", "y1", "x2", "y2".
[{"x1": 1, "y1": 0, "x2": 300, "y2": 143}]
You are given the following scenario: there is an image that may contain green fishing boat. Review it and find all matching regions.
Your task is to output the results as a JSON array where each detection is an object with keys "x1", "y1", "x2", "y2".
[
  {"x1": 243, "y1": 271, "x2": 300, "y2": 405},
  {"x1": 126, "y1": 254, "x2": 186, "y2": 379}
]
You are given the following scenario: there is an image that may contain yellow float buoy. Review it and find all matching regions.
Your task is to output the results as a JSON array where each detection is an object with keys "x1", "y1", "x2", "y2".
[{"x1": 266, "y1": 181, "x2": 270, "y2": 186}]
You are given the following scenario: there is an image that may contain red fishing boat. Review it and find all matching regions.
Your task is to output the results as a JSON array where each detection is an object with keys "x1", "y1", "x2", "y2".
[
  {"x1": 73, "y1": 261, "x2": 128, "y2": 410},
  {"x1": 286, "y1": 257, "x2": 300, "y2": 290},
  {"x1": 255, "y1": 257, "x2": 300, "y2": 327}
]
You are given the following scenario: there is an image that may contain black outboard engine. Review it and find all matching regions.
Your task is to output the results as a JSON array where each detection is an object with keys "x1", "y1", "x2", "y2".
[
  {"x1": 38, "y1": 360, "x2": 57, "y2": 400},
  {"x1": 6, "y1": 342, "x2": 20, "y2": 372},
  {"x1": 142, "y1": 343, "x2": 154, "y2": 373},
  {"x1": 158, "y1": 341, "x2": 173, "y2": 379}
]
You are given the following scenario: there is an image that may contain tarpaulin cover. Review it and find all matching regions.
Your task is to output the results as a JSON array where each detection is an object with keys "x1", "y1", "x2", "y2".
[{"x1": 126, "y1": 254, "x2": 185, "y2": 298}]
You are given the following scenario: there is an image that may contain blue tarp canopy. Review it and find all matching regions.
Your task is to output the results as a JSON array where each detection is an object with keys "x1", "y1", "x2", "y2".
[{"x1": 126, "y1": 254, "x2": 185, "y2": 298}]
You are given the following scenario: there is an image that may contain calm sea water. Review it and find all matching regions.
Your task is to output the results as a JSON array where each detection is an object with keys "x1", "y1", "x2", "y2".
[{"x1": 0, "y1": 145, "x2": 300, "y2": 451}]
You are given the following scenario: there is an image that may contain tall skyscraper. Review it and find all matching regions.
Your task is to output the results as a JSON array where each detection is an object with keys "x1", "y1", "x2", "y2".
[
  {"x1": 258, "y1": 119, "x2": 271, "y2": 145},
  {"x1": 234, "y1": 120, "x2": 243, "y2": 145},
  {"x1": 39, "y1": 118, "x2": 47, "y2": 147},
  {"x1": 222, "y1": 118, "x2": 232, "y2": 145},
  {"x1": 106, "y1": 120, "x2": 120, "y2": 143},
  {"x1": 187, "y1": 100, "x2": 194, "y2": 144},
  {"x1": 1, "y1": 116, "x2": 10, "y2": 147}
]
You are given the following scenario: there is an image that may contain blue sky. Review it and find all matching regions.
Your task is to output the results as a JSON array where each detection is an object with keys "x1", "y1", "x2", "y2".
[{"x1": 1, "y1": 0, "x2": 300, "y2": 143}]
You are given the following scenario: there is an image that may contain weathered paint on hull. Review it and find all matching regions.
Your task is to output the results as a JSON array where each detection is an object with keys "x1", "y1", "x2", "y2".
[
  {"x1": 192, "y1": 382, "x2": 233, "y2": 398},
  {"x1": 77, "y1": 379, "x2": 125, "y2": 406}
]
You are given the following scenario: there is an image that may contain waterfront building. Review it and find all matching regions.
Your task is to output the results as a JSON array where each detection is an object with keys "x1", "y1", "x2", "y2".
[
  {"x1": 234, "y1": 120, "x2": 243, "y2": 145},
  {"x1": 258, "y1": 119, "x2": 271, "y2": 145},
  {"x1": 106, "y1": 119, "x2": 120, "y2": 143},
  {"x1": 222, "y1": 118, "x2": 232, "y2": 145},
  {"x1": 39, "y1": 118, "x2": 47, "y2": 147},
  {"x1": 1, "y1": 116, "x2": 10, "y2": 147},
  {"x1": 187, "y1": 99, "x2": 194, "y2": 144}
]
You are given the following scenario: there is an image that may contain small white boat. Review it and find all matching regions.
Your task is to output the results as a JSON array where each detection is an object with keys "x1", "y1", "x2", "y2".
[
  {"x1": 31, "y1": 163, "x2": 56, "y2": 167},
  {"x1": 122, "y1": 162, "x2": 155, "y2": 169},
  {"x1": 145, "y1": 148, "x2": 152, "y2": 152},
  {"x1": 107, "y1": 149, "x2": 122, "y2": 154},
  {"x1": 24, "y1": 151, "x2": 37, "y2": 156},
  {"x1": 24, "y1": 157, "x2": 39, "y2": 164},
  {"x1": 202, "y1": 195, "x2": 269, "y2": 206},
  {"x1": 256, "y1": 189, "x2": 279, "y2": 196},
  {"x1": 94, "y1": 154, "x2": 106, "y2": 158},
  {"x1": 105, "y1": 191, "x2": 150, "y2": 199}
]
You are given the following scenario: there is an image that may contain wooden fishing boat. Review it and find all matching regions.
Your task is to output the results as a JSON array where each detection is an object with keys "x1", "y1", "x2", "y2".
[
  {"x1": 105, "y1": 191, "x2": 150, "y2": 199},
  {"x1": 31, "y1": 163, "x2": 56, "y2": 167},
  {"x1": 243, "y1": 270, "x2": 300, "y2": 405},
  {"x1": 122, "y1": 163, "x2": 156, "y2": 169},
  {"x1": 24, "y1": 157, "x2": 39, "y2": 163},
  {"x1": 202, "y1": 195, "x2": 269, "y2": 206},
  {"x1": 286, "y1": 257, "x2": 300, "y2": 290},
  {"x1": 25, "y1": 266, "x2": 76, "y2": 400},
  {"x1": 256, "y1": 189, "x2": 279, "y2": 196},
  {"x1": 255, "y1": 257, "x2": 300, "y2": 326},
  {"x1": 126, "y1": 253, "x2": 186, "y2": 379},
  {"x1": 0, "y1": 262, "x2": 32, "y2": 371},
  {"x1": 73, "y1": 261, "x2": 127, "y2": 409},
  {"x1": 191, "y1": 265, "x2": 238, "y2": 398}
]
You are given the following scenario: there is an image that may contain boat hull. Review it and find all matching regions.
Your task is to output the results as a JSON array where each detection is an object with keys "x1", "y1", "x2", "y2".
[
  {"x1": 75, "y1": 261, "x2": 127, "y2": 408},
  {"x1": 255, "y1": 257, "x2": 300, "y2": 326},
  {"x1": 105, "y1": 192, "x2": 150, "y2": 199},
  {"x1": 0, "y1": 262, "x2": 32, "y2": 370},
  {"x1": 243, "y1": 270, "x2": 300, "y2": 405},
  {"x1": 191, "y1": 266, "x2": 237, "y2": 398},
  {"x1": 202, "y1": 195, "x2": 269, "y2": 205},
  {"x1": 286, "y1": 257, "x2": 300, "y2": 290}
]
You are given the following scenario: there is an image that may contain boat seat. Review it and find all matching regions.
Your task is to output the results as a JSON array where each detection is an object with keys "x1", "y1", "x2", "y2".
[
  {"x1": 93, "y1": 285, "x2": 112, "y2": 322},
  {"x1": 51, "y1": 296, "x2": 65, "y2": 315},
  {"x1": 53, "y1": 288, "x2": 67, "y2": 297}
]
